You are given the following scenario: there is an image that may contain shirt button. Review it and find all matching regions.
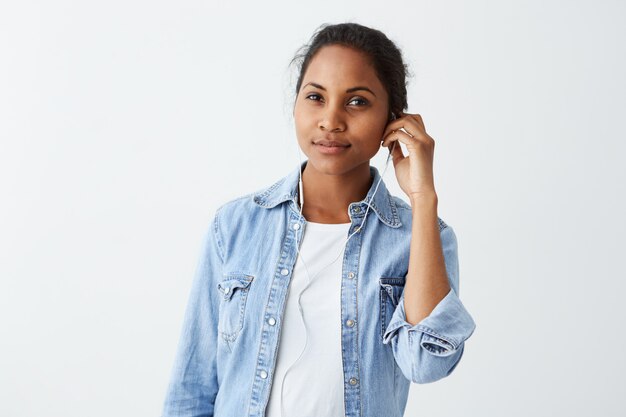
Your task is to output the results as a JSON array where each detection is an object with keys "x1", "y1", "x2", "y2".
[
  {"x1": 354, "y1": 206, "x2": 361, "y2": 213},
  {"x1": 348, "y1": 272, "x2": 355, "y2": 279},
  {"x1": 268, "y1": 317, "x2": 276, "y2": 326},
  {"x1": 349, "y1": 377, "x2": 358, "y2": 385},
  {"x1": 281, "y1": 268, "x2": 289, "y2": 276},
  {"x1": 346, "y1": 319, "x2": 355, "y2": 327},
  {"x1": 260, "y1": 370, "x2": 268, "y2": 379},
  {"x1": 293, "y1": 223, "x2": 301, "y2": 230},
  {"x1": 224, "y1": 287, "x2": 230, "y2": 294},
  {"x1": 355, "y1": 226, "x2": 361, "y2": 233}
]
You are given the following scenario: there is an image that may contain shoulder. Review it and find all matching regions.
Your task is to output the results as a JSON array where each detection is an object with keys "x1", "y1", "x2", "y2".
[
  {"x1": 213, "y1": 191, "x2": 260, "y2": 226},
  {"x1": 391, "y1": 195, "x2": 452, "y2": 233}
]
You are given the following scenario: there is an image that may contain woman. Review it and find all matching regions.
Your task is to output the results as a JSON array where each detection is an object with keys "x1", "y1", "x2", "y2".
[{"x1": 162, "y1": 22, "x2": 476, "y2": 417}]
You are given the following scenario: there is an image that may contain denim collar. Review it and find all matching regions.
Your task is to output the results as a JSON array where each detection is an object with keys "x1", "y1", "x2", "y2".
[{"x1": 252, "y1": 160, "x2": 402, "y2": 228}]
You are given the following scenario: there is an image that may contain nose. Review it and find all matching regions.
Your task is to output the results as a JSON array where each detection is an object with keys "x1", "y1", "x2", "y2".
[{"x1": 318, "y1": 103, "x2": 346, "y2": 132}]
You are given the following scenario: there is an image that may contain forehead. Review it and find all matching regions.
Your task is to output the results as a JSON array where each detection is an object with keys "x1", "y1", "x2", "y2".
[{"x1": 302, "y1": 44, "x2": 385, "y2": 92}]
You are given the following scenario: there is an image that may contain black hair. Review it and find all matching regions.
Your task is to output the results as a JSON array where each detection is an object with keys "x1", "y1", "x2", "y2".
[{"x1": 289, "y1": 22, "x2": 413, "y2": 122}]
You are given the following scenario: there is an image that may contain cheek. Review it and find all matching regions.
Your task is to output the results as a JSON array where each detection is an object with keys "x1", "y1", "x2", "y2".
[
  {"x1": 293, "y1": 119, "x2": 311, "y2": 150},
  {"x1": 293, "y1": 104, "x2": 312, "y2": 129},
  {"x1": 361, "y1": 122, "x2": 387, "y2": 153},
  {"x1": 359, "y1": 120, "x2": 386, "y2": 141}
]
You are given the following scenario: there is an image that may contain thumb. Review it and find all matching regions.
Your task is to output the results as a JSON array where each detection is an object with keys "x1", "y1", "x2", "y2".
[{"x1": 390, "y1": 141, "x2": 404, "y2": 165}]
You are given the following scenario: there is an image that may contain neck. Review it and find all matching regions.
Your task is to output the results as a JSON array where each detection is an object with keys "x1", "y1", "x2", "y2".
[{"x1": 298, "y1": 161, "x2": 373, "y2": 223}]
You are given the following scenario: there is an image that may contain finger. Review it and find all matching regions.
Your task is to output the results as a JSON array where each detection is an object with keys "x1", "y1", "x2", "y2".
[
  {"x1": 381, "y1": 115, "x2": 412, "y2": 139},
  {"x1": 390, "y1": 140, "x2": 404, "y2": 166},
  {"x1": 382, "y1": 129, "x2": 417, "y2": 148},
  {"x1": 381, "y1": 122, "x2": 400, "y2": 141},
  {"x1": 382, "y1": 126, "x2": 414, "y2": 144},
  {"x1": 413, "y1": 114, "x2": 425, "y2": 131},
  {"x1": 402, "y1": 111, "x2": 426, "y2": 132},
  {"x1": 382, "y1": 116, "x2": 422, "y2": 141}
]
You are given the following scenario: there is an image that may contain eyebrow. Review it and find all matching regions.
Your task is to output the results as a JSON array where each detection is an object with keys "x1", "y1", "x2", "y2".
[{"x1": 302, "y1": 82, "x2": 377, "y2": 97}]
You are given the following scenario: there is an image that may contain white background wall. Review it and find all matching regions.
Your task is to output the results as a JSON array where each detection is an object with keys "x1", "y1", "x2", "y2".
[{"x1": 1, "y1": 1, "x2": 624, "y2": 416}]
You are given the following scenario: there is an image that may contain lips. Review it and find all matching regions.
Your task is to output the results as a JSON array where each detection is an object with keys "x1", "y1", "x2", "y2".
[
  {"x1": 313, "y1": 139, "x2": 351, "y2": 155},
  {"x1": 314, "y1": 139, "x2": 350, "y2": 147}
]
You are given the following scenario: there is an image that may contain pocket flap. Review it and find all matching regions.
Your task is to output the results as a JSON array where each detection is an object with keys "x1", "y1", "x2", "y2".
[
  {"x1": 217, "y1": 274, "x2": 254, "y2": 301},
  {"x1": 379, "y1": 277, "x2": 405, "y2": 307}
]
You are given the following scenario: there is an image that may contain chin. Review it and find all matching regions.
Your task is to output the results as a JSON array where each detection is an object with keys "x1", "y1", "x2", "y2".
[{"x1": 306, "y1": 157, "x2": 358, "y2": 176}]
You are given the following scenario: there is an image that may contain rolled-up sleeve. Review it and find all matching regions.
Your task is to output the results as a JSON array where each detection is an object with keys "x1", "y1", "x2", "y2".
[
  {"x1": 382, "y1": 224, "x2": 476, "y2": 384},
  {"x1": 161, "y1": 209, "x2": 225, "y2": 416}
]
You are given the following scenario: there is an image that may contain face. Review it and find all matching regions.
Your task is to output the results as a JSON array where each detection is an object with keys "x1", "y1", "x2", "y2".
[{"x1": 293, "y1": 44, "x2": 390, "y2": 175}]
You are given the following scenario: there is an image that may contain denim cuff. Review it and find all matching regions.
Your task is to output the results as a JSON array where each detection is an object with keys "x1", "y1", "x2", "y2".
[{"x1": 382, "y1": 287, "x2": 476, "y2": 357}]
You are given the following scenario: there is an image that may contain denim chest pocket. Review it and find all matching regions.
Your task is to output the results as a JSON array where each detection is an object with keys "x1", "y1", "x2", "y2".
[
  {"x1": 216, "y1": 273, "x2": 254, "y2": 341},
  {"x1": 379, "y1": 277, "x2": 406, "y2": 341}
]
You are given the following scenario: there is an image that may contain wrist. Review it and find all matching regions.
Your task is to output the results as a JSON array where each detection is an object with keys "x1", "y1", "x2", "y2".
[{"x1": 409, "y1": 191, "x2": 438, "y2": 206}]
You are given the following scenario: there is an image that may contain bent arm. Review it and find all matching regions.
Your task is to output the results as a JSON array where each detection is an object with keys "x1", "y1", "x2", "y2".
[{"x1": 383, "y1": 218, "x2": 476, "y2": 384}]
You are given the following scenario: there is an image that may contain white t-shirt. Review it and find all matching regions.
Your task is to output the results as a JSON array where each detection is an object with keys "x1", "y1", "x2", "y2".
[{"x1": 265, "y1": 220, "x2": 352, "y2": 417}]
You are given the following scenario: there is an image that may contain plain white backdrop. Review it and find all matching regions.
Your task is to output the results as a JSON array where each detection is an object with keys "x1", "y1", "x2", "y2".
[{"x1": 1, "y1": 1, "x2": 624, "y2": 416}]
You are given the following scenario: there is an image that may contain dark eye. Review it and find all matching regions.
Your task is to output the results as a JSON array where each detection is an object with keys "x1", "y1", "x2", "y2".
[
  {"x1": 348, "y1": 97, "x2": 369, "y2": 106},
  {"x1": 305, "y1": 94, "x2": 369, "y2": 107}
]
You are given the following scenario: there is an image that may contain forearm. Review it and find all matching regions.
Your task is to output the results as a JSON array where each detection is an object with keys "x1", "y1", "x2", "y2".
[{"x1": 403, "y1": 192, "x2": 451, "y2": 326}]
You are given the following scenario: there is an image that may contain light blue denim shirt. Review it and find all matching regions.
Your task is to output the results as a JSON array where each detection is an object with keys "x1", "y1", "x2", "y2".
[{"x1": 161, "y1": 160, "x2": 477, "y2": 417}]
